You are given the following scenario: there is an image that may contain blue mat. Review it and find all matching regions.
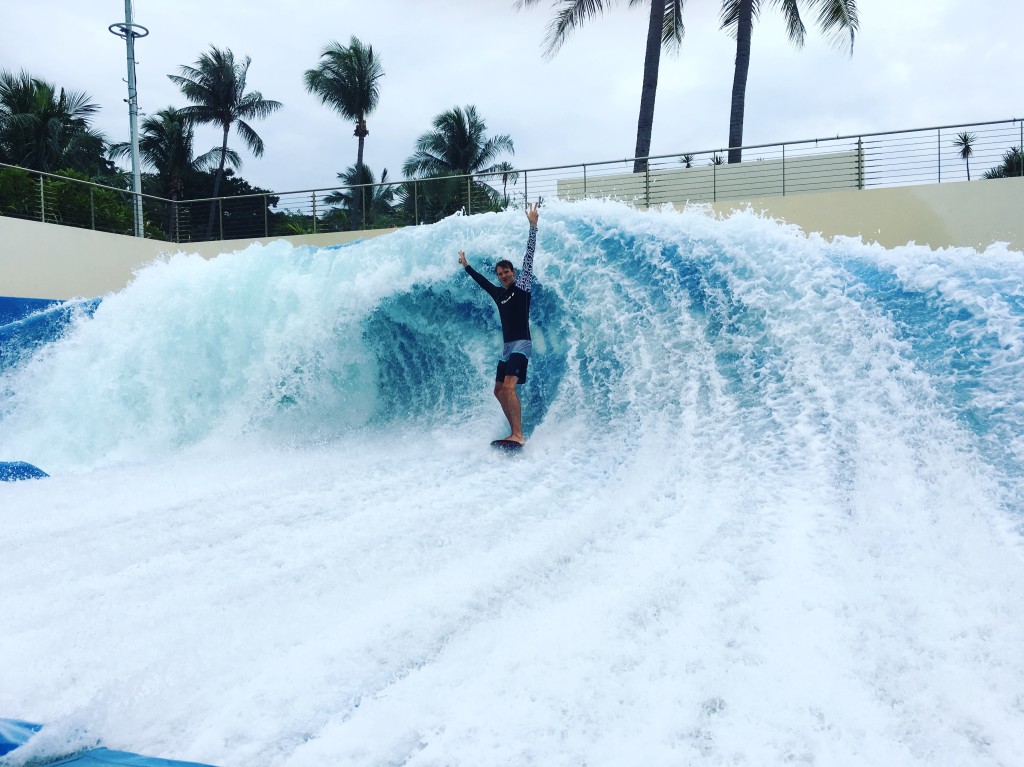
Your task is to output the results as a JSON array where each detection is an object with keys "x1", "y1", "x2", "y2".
[
  {"x1": 0, "y1": 461, "x2": 49, "y2": 481},
  {"x1": 39, "y1": 747, "x2": 216, "y2": 767},
  {"x1": 0, "y1": 718, "x2": 43, "y2": 756}
]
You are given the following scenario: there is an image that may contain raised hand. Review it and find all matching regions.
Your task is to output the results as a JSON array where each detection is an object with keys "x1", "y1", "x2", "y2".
[{"x1": 526, "y1": 202, "x2": 539, "y2": 228}]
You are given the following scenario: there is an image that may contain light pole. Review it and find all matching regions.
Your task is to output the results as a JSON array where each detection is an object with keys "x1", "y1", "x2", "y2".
[{"x1": 109, "y1": 1, "x2": 149, "y2": 238}]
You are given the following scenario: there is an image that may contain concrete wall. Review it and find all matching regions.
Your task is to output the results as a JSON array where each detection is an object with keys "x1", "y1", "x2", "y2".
[
  {"x1": 0, "y1": 218, "x2": 398, "y2": 300},
  {"x1": 559, "y1": 150, "x2": 862, "y2": 205},
  {"x1": 1, "y1": 176, "x2": 1022, "y2": 301},
  {"x1": 707, "y1": 176, "x2": 1024, "y2": 252}
]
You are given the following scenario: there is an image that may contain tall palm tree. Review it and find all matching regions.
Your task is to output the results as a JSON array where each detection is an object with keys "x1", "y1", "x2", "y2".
[
  {"x1": 304, "y1": 37, "x2": 384, "y2": 176},
  {"x1": 952, "y1": 131, "x2": 976, "y2": 181},
  {"x1": 720, "y1": 0, "x2": 858, "y2": 163},
  {"x1": 516, "y1": 0, "x2": 684, "y2": 173},
  {"x1": 168, "y1": 46, "x2": 282, "y2": 237},
  {"x1": 0, "y1": 69, "x2": 107, "y2": 174}
]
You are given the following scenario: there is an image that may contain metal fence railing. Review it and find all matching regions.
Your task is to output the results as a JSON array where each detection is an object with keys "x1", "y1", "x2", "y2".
[{"x1": 1, "y1": 117, "x2": 1021, "y2": 243}]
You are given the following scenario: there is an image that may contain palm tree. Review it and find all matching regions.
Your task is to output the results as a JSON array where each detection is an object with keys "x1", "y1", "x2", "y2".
[
  {"x1": 304, "y1": 37, "x2": 384, "y2": 177},
  {"x1": 110, "y1": 107, "x2": 232, "y2": 200},
  {"x1": 983, "y1": 146, "x2": 1024, "y2": 179},
  {"x1": 402, "y1": 106, "x2": 515, "y2": 221},
  {"x1": 110, "y1": 107, "x2": 235, "y2": 240},
  {"x1": 516, "y1": 0, "x2": 684, "y2": 173},
  {"x1": 403, "y1": 105, "x2": 514, "y2": 179},
  {"x1": 952, "y1": 131, "x2": 976, "y2": 181},
  {"x1": 720, "y1": 0, "x2": 858, "y2": 163},
  {"x1": 492, "y1": 160, "x2": 520, "y2": 207},
  {"x1": 168, "y1": 46, "x2": 282, "y2": 237},
  {"x1": 0, "y1": 69, "x2": 108, "y2": 174},
  {"x1": 324, "y1": 163, "x2": 395, "y2": 230}
]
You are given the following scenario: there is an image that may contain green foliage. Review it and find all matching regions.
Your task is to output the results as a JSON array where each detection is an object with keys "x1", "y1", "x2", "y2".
[
  {"x1": 0, "y1": 165, "x2": 37, "y2": 217},
  {"x1": 324, "y1": 164, "x2": 397, "y2": 230},
  {"x1": 0, "y1": 69, "x2": 113, "y2": 176},
  {"x1": 983, "y1": 146, "x2": 1024, "y2": 180},
  {"x1": 404, "y1": 105, "x2": 514, "y2": 179},
  {"x1": 173, "y1": 168, "x2": 280, "y2": 242},
  {"x1": 110, "y1": 107, "x2": 232, "y2": 201}
]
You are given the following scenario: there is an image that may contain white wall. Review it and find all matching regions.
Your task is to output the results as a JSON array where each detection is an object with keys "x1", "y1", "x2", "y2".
[{"x1": 2, "y1": 176, "x2": 1022, "y2": 300}]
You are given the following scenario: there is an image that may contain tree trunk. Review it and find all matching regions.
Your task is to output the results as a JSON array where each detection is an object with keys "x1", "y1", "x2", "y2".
[
  {"x1": 633, "y1": 0, "x2": 665, "y2": 174},
  {"x1": 354, "y1": 119, "x2": 367, "y2": 230},
  {"x1": 206, "y1": 123, "x2": 230, "y2": 240},
  {"x1": 728, "y1": 0, "x2": 755, "y2": 164}
]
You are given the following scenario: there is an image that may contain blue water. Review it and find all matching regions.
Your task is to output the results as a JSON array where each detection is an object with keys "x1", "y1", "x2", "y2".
[
  {"x1": 8, "y1": 201, "x2": 1019, "y2": 506},
  {"x1": 1, "y1": 201, "x2": 1023, "y2": 766}
]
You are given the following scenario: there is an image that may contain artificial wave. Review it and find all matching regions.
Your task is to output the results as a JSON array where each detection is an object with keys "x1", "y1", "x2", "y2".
[{"x1": 1, "y1": 200, "x2": 1022, "y2": 766}]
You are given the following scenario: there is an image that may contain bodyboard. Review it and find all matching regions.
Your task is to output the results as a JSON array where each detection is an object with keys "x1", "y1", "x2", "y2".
[
  {"x1": 0, "y1": 461, "x2": 49, "y2": 481},
  {"x1": 490, "y1": 439, "x2": 524, "y2": 453}
]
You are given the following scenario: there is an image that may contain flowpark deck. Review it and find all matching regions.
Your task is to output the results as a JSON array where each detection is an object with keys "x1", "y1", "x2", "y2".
[{"x1": 0, "y1": 719, "x2": 215, "y2": 767}]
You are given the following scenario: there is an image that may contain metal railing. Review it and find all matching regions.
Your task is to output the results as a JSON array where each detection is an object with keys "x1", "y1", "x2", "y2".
[{"x1": 1, "y1": 117, "x2": 1021, "y2": 243}]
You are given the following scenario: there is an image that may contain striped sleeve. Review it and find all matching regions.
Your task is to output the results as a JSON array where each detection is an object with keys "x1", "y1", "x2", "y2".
[{"x1": 515, "y1": 226, "x2": 537, "y2": 292}]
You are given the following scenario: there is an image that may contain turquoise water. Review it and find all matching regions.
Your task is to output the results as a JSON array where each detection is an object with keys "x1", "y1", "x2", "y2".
[{"x1": 1, "y1": 201, "x2": 1022, "y2": 766}]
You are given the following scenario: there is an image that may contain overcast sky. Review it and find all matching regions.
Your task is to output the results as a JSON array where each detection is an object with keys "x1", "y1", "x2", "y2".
[{"x1": 2, "y1": 0, "x2": 1020, "y2": 193}]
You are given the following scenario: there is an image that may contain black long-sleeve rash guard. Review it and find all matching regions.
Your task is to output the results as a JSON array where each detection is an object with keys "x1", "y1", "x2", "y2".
[{"x1": 464, "y1": 225, "x2": 537, "y2": 343}]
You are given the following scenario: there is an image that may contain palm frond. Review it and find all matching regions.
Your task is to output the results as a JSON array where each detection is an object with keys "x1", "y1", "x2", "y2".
[{"x1": 811, "y1": 0, "x2": 858, "y2": 53}]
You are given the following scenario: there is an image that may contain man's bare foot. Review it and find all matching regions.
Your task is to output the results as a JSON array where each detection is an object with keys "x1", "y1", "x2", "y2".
[{"x1": 504, "y1": 434, "x2": 525, "y2": 445}]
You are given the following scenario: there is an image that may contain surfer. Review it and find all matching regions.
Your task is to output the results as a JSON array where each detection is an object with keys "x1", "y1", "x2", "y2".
[{"x1": 459, "y1": 202, "x2": 539, "y2": 446}]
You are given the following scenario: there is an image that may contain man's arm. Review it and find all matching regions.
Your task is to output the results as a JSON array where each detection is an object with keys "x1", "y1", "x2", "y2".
[
  {"x1": 459, "y1": 249, "x2": 501, "y2": 301},
  {"x1": 515, "y1": 203, "x2": 539, "y2": 292}
]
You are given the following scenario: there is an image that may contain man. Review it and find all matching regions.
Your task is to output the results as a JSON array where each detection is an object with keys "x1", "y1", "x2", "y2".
[{"x1": 458, "y1": 202, "x2": 539, "y2": 446}]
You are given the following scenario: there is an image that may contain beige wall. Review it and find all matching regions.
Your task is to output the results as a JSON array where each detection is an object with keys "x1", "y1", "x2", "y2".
[
  {"x1": 0, "y1": 219, "x2": 398, "y2": 300},
  {"x1": 706, "y1": 176, "x2": 1024, "y2": 252},
  {"x1": 2, "y1": 176, "x2": 1022, "y2": 300},
  {"x1": 560, "y1": 149, "x2": 862, "y2": 204}
]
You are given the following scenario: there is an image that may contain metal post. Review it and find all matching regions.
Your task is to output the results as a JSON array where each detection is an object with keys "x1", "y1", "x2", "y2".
[
  {"x1": 937, "y1": 128, "x2": 942, "y2": 183},
  {"x1": 467, "y1": 177, "x2": 472, "y2": 215},
  {"x1": 782, "y1": 144, "x2": 786, "y2": 195},
  {"x1": 39, "y1": 176, "x2": 45, "y2": 222},
  {"x1": 90, "y1": 188, "x2": 95, "y2": 229},
  {"x1": 857, "y1": 137, "x2": 864, "y2": 189},
  {"x1": 414, "y1": 179, "x2": 419, "y2": 224},
  {"x1": 109, "y1": 2, "x2": 149, "y2": 237},
  {"x1": 263, "y1": 194, "x2": 269, "y2": 237},
  {"x1": 218, "y1": 198, "x2": 223, "y2": 240},
  {"x1": 644, "y1": 162, "x2": 651, "y2": 208},
  {"x1": 582, "y1": 164, "x2": 587, "y2": 199},
  {"x1": 524, "y1": 171, "x2": 528, "y2": 206},
  {"x1": 312, "y1": 191, "x2": 317, "y2": 234},
  {"x1": 712, "y1": 159, "x2": 717, "y2": 202}
]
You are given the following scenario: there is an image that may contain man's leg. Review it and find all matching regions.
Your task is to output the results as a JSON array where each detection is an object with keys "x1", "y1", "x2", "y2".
[{"x1": 496, "y1": 376, "x2": 523, "y2": 444}]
